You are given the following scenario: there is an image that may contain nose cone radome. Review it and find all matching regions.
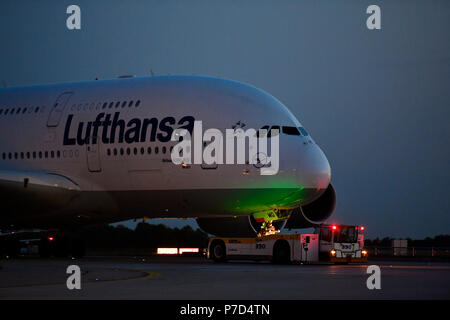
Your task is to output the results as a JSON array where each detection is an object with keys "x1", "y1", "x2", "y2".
[{"x1": 298, "y1": 144, "x2": 331, "y2": 191}]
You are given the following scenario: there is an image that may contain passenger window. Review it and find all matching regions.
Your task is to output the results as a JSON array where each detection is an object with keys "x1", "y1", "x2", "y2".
[
  {"x1": 121, "y1": 101, "x2": 127, "y2": 108},
  {"x1": 128, "y1": 101, "x2": 134, "y2": 107},
  {"x1": 102, "y1": 102, "x2": 107, "y2": 109},
  {"x1": 282, "y1": 126, "x2": 300, "y2": 135},
  {"x1": 135, "y1": 100, "x2": 141, "y2": 107}
]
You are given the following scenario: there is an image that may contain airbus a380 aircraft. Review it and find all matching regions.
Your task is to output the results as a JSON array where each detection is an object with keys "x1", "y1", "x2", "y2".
[{"x1": 0, "y1": 75, "x2": 335, "y2": 256}]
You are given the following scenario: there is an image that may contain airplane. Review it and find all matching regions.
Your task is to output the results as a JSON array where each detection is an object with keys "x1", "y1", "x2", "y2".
[{"x1": 0, "y1": 75, "x2": 335, "y2": 257}]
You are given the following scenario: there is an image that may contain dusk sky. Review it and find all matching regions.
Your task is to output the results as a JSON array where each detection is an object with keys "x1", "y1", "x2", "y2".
[{"x1": 1, "y1": 1, "x2": 449, "y2": 238}]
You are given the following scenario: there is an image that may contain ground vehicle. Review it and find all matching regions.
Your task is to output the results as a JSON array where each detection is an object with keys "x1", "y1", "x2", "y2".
[
  {"x1": 315, "y1": 224, "x2": 367, "y2": 263},
  {"x1": 208, "y1": 224, "x2": 368, "y2": 264}
]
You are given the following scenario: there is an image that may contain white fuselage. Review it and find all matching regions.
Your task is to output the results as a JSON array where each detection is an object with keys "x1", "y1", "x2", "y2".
[{"x1": 0, "y1": 75, "x2": 331, "y2": 229}]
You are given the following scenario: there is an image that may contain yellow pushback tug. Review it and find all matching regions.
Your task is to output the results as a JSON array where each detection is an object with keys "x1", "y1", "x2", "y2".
[{"x1": 208, "y1": 224, "x2": 368, "y2": 264}]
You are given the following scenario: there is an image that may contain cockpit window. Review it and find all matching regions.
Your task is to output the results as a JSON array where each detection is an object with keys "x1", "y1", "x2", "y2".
[
  {"x1": 268, "y1": 125, "x2": 280, "y2": 138},
  {"x1": 256, "y1": 125, "x2": 270, "y2": 138},
  {"x1": 282, "y1": 126, "x2": 300, "y2": 135},
  {"x1": 298, "y1": 127, "x2": 309, "y2": 136}
]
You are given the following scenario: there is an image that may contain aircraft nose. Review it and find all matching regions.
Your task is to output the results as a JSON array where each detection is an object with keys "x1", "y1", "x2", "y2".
[{"x1": 297, "y1": 144, "x2": 331, "y2": 191}]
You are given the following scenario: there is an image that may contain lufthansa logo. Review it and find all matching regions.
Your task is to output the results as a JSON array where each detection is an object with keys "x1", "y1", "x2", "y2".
[{"x1": 252, "y1": 152, "x2": 268, "y2": 169}]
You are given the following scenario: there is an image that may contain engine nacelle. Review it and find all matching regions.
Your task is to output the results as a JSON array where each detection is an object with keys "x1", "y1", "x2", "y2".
[{"x1": 285, "y1": 183, "x2": 336, "y2": 229}]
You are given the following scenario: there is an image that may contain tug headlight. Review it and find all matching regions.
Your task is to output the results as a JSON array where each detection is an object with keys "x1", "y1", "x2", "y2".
[{"x1": 330, "y1": 249, "x2": 336, "y2": 256}]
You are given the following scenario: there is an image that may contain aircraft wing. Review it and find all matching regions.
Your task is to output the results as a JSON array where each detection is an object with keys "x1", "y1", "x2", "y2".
[{"x1": 0, "y1": 170, "x2": 81, "y2": 227}]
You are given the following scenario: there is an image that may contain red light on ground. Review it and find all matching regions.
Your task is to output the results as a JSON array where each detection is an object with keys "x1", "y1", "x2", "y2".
[
  {"x1": 48, "y1": 237, "x2": 54, "y2": 241},
  {"x1": 332, "y1": 225, "x2": 337, "y2": 230},
  {"x1": 360, "y1": 226, "x2": 365, "y2": 231}
]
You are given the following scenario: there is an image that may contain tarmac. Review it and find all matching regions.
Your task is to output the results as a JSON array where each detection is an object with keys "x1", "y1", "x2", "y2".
[{"x1": 1, "y1": 256, "x2": 449, "y2": 299}]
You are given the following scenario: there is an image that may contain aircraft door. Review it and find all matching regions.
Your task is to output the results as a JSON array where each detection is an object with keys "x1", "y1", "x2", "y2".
[
  {"x1": 47, "y1": 92, "x2": 73, "y2": 127},
  {"x1": 87, "y1": 136, "x2": 102, "y2": 172}
]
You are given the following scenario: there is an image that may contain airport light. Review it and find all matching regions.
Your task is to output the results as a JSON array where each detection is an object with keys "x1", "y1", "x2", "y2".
[
  {"x1": 157, "y1": 248, "x2": 200, "y2": 255},
  {"x1": 157, "y1": 248, "x2": 178, "y2": 255},
  {"x1": 331, "y1": 225, "x2": 337, "y2": 231},
  {"x1": 362, "y1": 250, "x2": 368, "y2": 256},
  {"x1": 179, "y1": 248, "x2": 199, "y2": 254},
  {"x1": 48, "y1": 236, "x2": 54, "y2": 241},
  {"x1": 360, "y1": 226, "x2": 365, "y2": 232},
  {"x1": 330, "y1": 249, "x2": 336, "y2": 256}
]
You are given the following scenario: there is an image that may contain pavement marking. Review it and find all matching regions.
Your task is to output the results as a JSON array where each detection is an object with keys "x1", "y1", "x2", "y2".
[{"x1": 0, "y1": 267, "x2": 152, "y2": 289}]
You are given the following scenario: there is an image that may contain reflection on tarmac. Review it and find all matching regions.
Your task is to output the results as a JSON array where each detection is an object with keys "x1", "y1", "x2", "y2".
[{"x1": 0, "y1": 256, "x2": 449, "y2": 299}]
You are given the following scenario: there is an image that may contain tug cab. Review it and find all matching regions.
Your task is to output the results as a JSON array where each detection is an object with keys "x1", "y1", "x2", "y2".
[{"x1": 316, "y1": 224, "x2": 368, "y2": 263}]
